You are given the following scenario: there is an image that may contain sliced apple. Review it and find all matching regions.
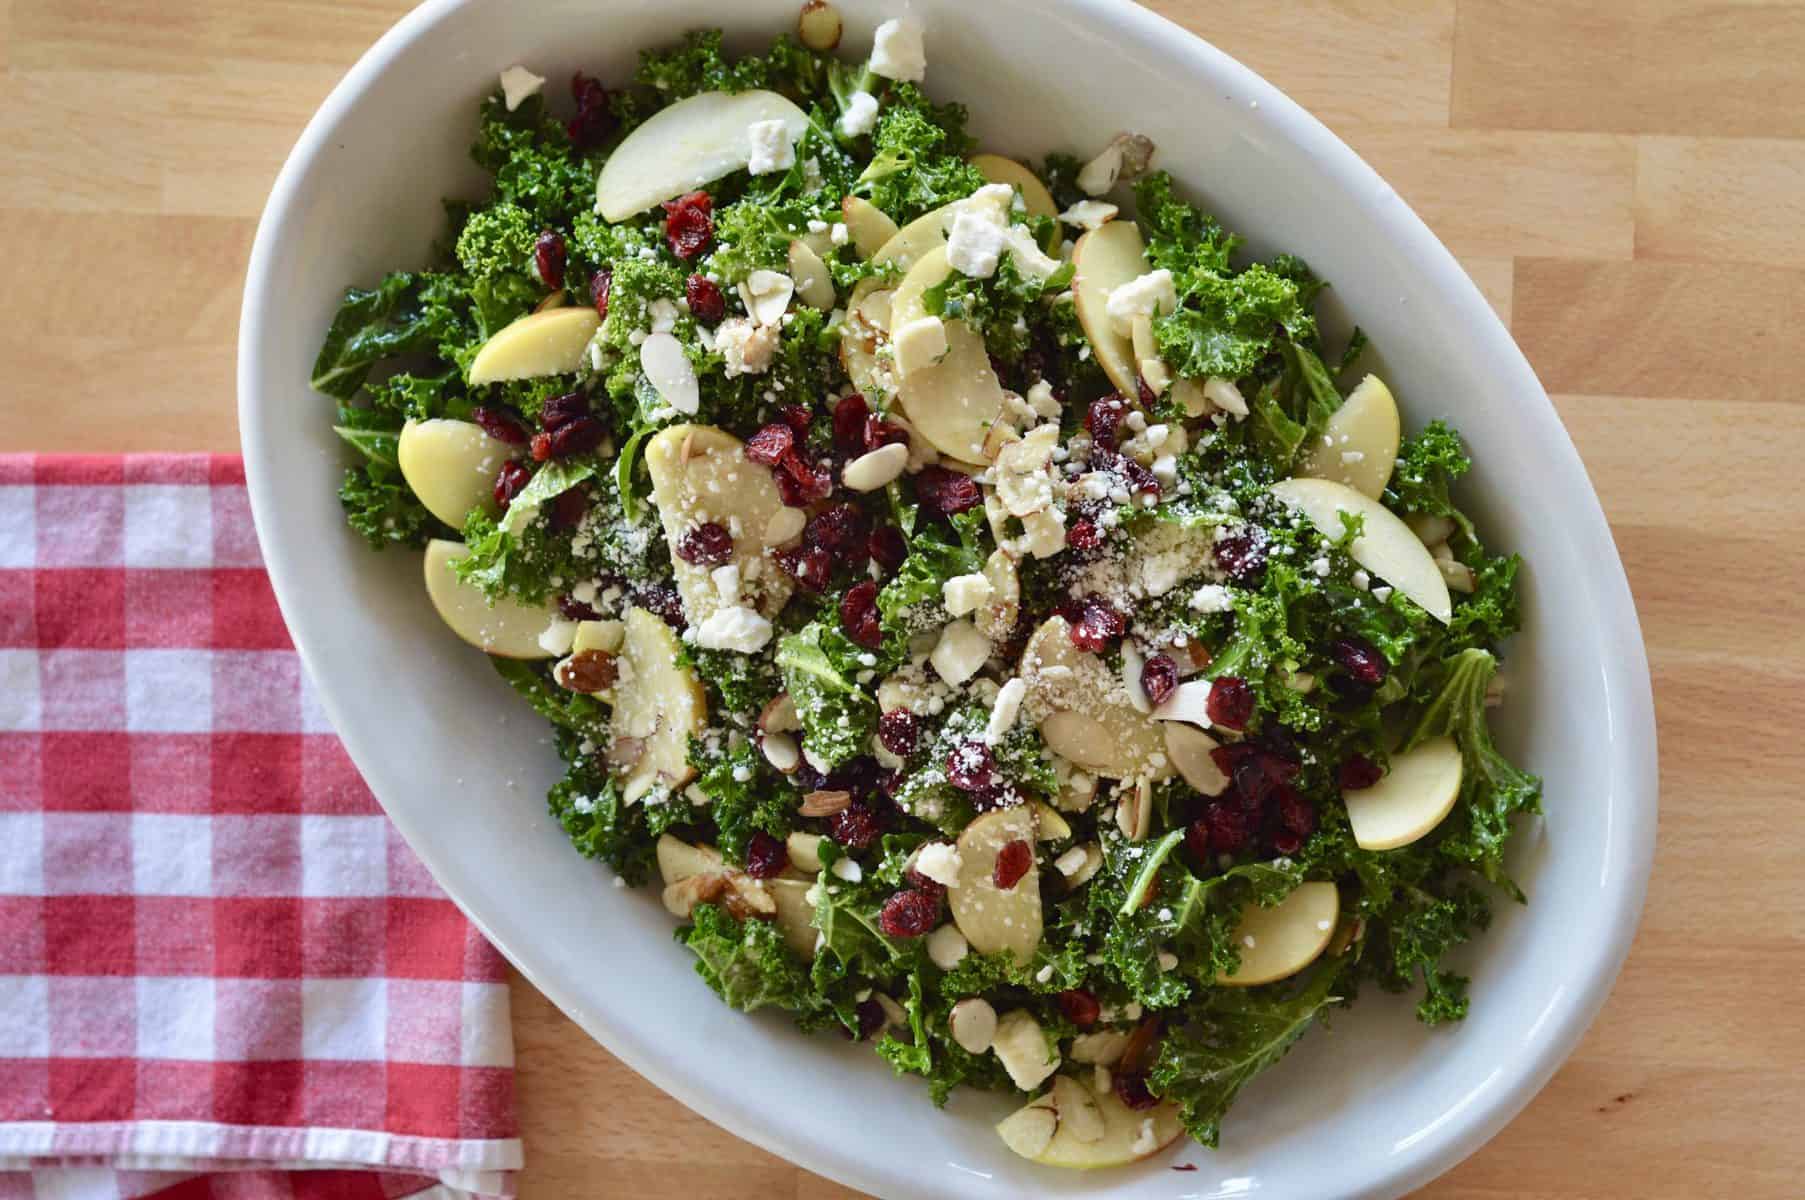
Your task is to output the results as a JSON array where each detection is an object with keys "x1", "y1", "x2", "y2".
[
  {"x1": 896, "y1": 320, "x2": 1005, "y2": 465},
  {"x1": 842, "y1": 195, "x2": 899, "y2": 259},
  {"x1": 871, "y1": 186, "x2": 1013, "y2": 270},
  {"x1": 838, "y1": 277, "x2": 893, "y2": 398},
  {"x1": 887, "y1": 244, "x2": 952, "y2": 333},
  {"x1": 1344, "y1": 735, "x2": 1463, "y2": 850},
  {"x1": 1297, "y1": 375, "x2": 1401, "y2": 499},
  {"x1": 656, "y1": 835, "x2": 724, "y2": 885},
  {"x1": 1019, "y1": 617, "x2": 1172, "y2": 782},
  {"x1": 643, "y1": 425, "x2": 793, "y2": 624},
  {"x1": 467, "y1": 307, "x2": 601, "y2": 385},
  {"x1": 422, "y1": 538, "x2": 558, "y2": 659},
  {"x1": 948, "y1": 805, "x2": 1042, "y2": 960},
  {"x1": 397, "y1": 418, "x2": 511, "y2": 528},
  {"x1": 595, "y1": 89, "x2": 809, "y2": 221},
  {"x1": 608, "y1": 607, "x2": 707, "y2": 803},
  {"x1": 787, "y1": 239, "x2": 836, "y2": 309},
  {"x1": 1269, "y1": 478, "x2": 1452, "y2": 624},
  {"x1": 1217, "y1": 880, "x2": 1340, "y2": 987},
  {"x1": 971, "y1": 154, "x2": 1060, "y2": 251},
  {"x1": 1072, "y1": 220, "x2": 1149, "y2": 396},
  {"x1": 998, "y1": 1076, "x2": 1183, "y2": 1169},
  {"x1": 768, "y1": 877, "x2": 818, "y2": 960}
]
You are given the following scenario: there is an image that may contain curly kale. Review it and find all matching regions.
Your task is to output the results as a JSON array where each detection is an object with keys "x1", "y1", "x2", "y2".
[
  {"x1": 776, "y1": 621, "x2": 879, "y2": 771},
  {"x1": 855, "y1": 83, "x2": 985, "y2": 223}
]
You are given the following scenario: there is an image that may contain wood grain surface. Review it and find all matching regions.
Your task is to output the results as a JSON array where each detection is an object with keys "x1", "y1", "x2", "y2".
[{"x1": 4, "y1": 2, "x2": 1802, "y2": 1195}]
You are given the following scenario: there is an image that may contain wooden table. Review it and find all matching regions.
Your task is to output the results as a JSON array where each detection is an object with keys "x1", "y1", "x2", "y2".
[{"x1": 6, "y1": 1, "x2": 1802, "y2": 1195}]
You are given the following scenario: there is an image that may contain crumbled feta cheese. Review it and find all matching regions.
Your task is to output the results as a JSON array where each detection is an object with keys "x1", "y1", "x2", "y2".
[
  {"x1": 1053, "y1": 845, "x2": 1089, "y2": 877},
  {"x1": 1352, "y1": 569, "x2": 1371, "y2": 590},
  {"x1": 498, "y1": 65, "x2": 545, "y2": 112},
  {"x1": 716, "y1": 317, "x2": 779, "y2": 376},
  {"x1": 869, "y1": 17, "x2": 926, "y2": 82},
  {"x1": 839, "y1": 89, "x2": 879, "y2": 136},
  {"x1": 892, "y1": 315, "x2": 949, "y2": 374},
  {"x1": 710, "y1": 562, "x2": 741, "y2": 601},
  {"x1": 1372, "y1": 585, "x2": 1394, "y2": 602},
  {"x1": 1059, "y1": 199, "x2": 1119, "y2": 230},
  {"x1": 830, "y1": 222, "x2": 850, "y2": 246},
  {"x1": 1310, "y1": 556, "x2": 1331, "y2": 578},
  {"x1": 647, "y1": 297, "x2": 679, "y2": 334},
  {"x1": 984, "y1": 677, "x2": 1026, "y2": 744},
  {"x1": 941, "y1": 572, "x2": 994, "y2": 616},
  {"x1": 1131, "y1": 1117, "x2": 1158, "y2": 1156},
  {"x1": 930, "y1": 619, "x2": 990, "y2": 685},
  {"x1": 913, "y1": 842, "x2": 964, "y2": 888},
  {"x1": 538, "y1": 618, "x2": 577, "y2": 656},
  {"x1": 691, "y1": 606, "x2": 773, "y2": 653},
  {"x1": 1105, "y1": 269, "x2": 1177, "y2": 338},
  {"x1": 1189, "y1": 584, "x2": 1234, "y2": 613},
  {"x1": 945, "y1": 208, "x2": 1007, "y2": 278},
  {"x1": 746, "y1": 118, "x2": 796, "y2": 175},
  {"x1": 1026, "y1": 379, "x2": 1061, "y2": 419}
]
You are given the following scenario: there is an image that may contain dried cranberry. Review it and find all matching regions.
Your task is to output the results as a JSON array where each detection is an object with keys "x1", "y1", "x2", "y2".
[
  {"x1": 913, "y1": 465, "x2": 981, "y2": 515},
  {"x1": 1184, "y1": 818, "x2": 1212, "y2": 862},
  {"x1": 945, "y1": 740, "x2": 996, "y2": 792},
  {"x1": 776, "y1": 545, "x2": 832, "y2": 592},
  {"x1": 1271, "y1": 829, "x2": 1304, "y2": 856},
  {"x1": 1232, "y1": 756, "x2": 1276, "y2": 808},
  {"x1": 992, "y1": 839, "x2": 1033, "y2": 890},
  {"x1": 676, "y1": 521, "x2": 733, "y2": 566},
  {"x1": 1066, "y1": 519, "x2": 1103, "y2": 551},
  {"x1": 1203, "y1": 801, "x2": 1248, "y2": 853},
  {"x1": 1115, "y1": 1071, "x2": 1159, "y2": 1111},
  {"x1": 590, "y1": 268, "x2": 612, "y2": 319},
  {"x1": 1066, "y1": 595, "x2": 1127, "y2": 652},
  {"x1": 1058, "y1": 989, "x2": 1101, "y2": 1029},
  {"x1": 1086, "y1": 395, "x2": 1130, "y2": 450},
  {"x1": 828, "y1": 798, "x2": 886, "y2": 849},
  {"x1": 550, "y1": 487, "x2": 589, "y2": 530},
  {"x1": 1331, "y1": 637, "x2": 1388, "y2": 686},
  {"x1": 684, "y1": 273, "x2": 726, "y2": 323},
  {"x1": 1213, "y1": 530, "x2": 1269, "y2": 586},
  {"x1": 878, "y1": 888, "x2": 940, "y2": 938},
  {"x1": 805, "y1": 503, "x2": 869, "y2": 557},
  {"x1": 779, "y1": 405, "x2": 813, "y2": 435},
  {"x1": 744, "y1": 422, "x2": 794, "y2": 466},
  {"x1": 492, "y1": 460, "x2": 531, "y2": 509},
  {"x1": 832, "y1": 394, "x2": 871, "y2": 455},
  {"x1": 544, "y1": 415, "x2": 605, "y2": 459},
  {"x1": 529, "y1": 432, "x2": 552, "y2": 462},
  {"x1": 775, "y1": 453, "x2": 834, "y2": 506},
  {"x1": 841, "y1": 580, "x2": 882, "y2": 649},
  {"x1": 1206, "y1": 675, "x2": 1255, "y2": 730},
  {"x1": 741, "y1": 830, "x2": 788, "y2": 880},
  {"x1": 533, "y1": 230, "x2": 567, "y2": 290},
  {"x1": 472, "y1": 406, "x2": 529, "y2": 444},
  {"x1": 661, "y1": 190, "x2": 714, "y2": 259},
  {"x1": 540, "y1": 391, "x2": 589, "y2": 432},
  {"x1": 863, "y1": 414, "x2": 910, "y2": 452},
  {"x1": 1137, "y1": 374, "x2": 1160, "y2": 407},
  {"x1": 1276, "y1": 787, "x2": 1317, "y2": 838},
  {"x1": 878, "y1": 708, "x2": 919, "y2": 756},
  {"x1": 868, "y1": 526, "x2": 908, "y2": 573},
  {"x1": 632, "y1": 583, "x2": 685, "y2": 629},
  {"x1": 1338, "y1": 753, "x2": 1383, "y2": 791},
  {"x1": 557, "y1": 593, "x2": 601, "y2": 621},
  {"x1": 1118, "y1": 454, "x2": 1162, "y2": 499},
  {"x1": 567, "y1": 72, "x2": 615, "y2": 149},
  {"x1": 1140, "y1": 654, "x2": 1179, "y2": 707},
  {"x1": 849, "y1": 997, "x2": 887, "y2": 1040}
]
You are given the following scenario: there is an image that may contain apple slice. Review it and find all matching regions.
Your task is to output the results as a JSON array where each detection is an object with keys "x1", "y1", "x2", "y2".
[
  {"x1": 595, "y1": 90, "x2": 809, "y2": 221},
  {"x1": 895, "y1": 320, "x2": 1006, "y2": 464},
  {"x1": 1019, "y1": 617, "x2": 1172, "y2": 782},
  {"x1": 467, "y1": 307, "x2": 601, "y2": 385},
  {"x1": 948, "y1": 805, "x2": 1042, "y2": 960},
  {"x1": 1344, "y1": 735, "x2": 1463, "y2": 850},
  {"x1": 971, "y1": 153, "x2": 1060, "y2": 250},
  {"x1": 1297, "y1": 375, "x2": 1401, "y2": 499},
  {"x1": 871, "y1": 186, "x2": 1013, "y2": 270},
  {"x1": 1072, "y1": 220, "x2": 1149, "y2": 396},
  {"x1": 397, "y1": 418, "x2": 511, "y2": 528},
  {"x1": 643, "y1": 425, "x2": 793, "y2": 624},
  {"x1": 422, "y1": 538, "x2": 558, "y2": 659},
  {"x1": 1269, "y1": 478, "x2": 1452, "y2": 624},
  {"x1": 842, "y1": 196, "x2": 899, "y2": 259},
  {"x1": 997, "y1": 1076, "x2": 1183, "y2": 1169},
  {"x1": 656, "y1": 835, "x2": 724, "y2": 885},
  {"x1": 768, "y1": 877, "x2": 819, "y2": 960},
  {"x1": 608, "y1": 607, "x2": 707, "y2": 803},
  {"x1": 1216, "y1": 880, "x2": 1340, "y2": 987},
  {"x1": 838, "y1": 277, "x2": 893, "y2": 398}
]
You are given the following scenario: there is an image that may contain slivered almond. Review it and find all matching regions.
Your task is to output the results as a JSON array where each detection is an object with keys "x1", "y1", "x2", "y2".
[{"x1": 799, "y1": 789, "x2": 852, "y2": 817}]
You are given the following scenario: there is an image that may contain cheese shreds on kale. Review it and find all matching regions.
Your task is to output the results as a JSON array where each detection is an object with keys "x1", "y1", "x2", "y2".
[{"x1": 309, "y1": 17, "x2": 1542, "y2": 1159}]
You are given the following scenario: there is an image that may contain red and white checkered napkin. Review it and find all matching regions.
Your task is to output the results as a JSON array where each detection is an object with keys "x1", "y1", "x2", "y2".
[{"x1": 0, "y1": 456, "x2": 523, "y2": 1200}]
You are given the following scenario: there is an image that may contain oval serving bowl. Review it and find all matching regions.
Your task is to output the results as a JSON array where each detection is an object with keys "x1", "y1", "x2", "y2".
[{"x1": 237, "y1": 1, "x2": 1658, "y2": 1195}]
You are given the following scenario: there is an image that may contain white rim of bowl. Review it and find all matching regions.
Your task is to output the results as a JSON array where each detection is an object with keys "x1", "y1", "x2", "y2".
[{"x1": 236, "y1": 2, "x2": 1660, "y2": 1196}]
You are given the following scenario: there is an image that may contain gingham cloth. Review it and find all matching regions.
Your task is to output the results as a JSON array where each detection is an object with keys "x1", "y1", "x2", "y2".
[{"x1": 0, "y1": 456, "x2": 523, "y2": 1200}]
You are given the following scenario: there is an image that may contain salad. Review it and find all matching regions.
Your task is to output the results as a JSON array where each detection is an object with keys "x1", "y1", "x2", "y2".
[{"x1": 312, "y1": 5, "x2": 1539, "y2": 1168}]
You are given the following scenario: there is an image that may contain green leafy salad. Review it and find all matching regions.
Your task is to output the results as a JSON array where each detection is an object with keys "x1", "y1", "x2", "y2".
[{"x1": 312, "y1": 5, "x2": 1539, "y2": 1167}]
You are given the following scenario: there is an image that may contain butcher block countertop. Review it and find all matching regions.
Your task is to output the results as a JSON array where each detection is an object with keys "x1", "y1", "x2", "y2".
[{"x1": 4, "y1": 1, "x2": 1801, "y2": 1195}]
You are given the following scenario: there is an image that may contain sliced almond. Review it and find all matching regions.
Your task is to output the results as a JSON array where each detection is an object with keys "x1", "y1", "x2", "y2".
[
  {"x1": 787, "y1": 239, "x2": 836, "y2": 309},
  {"x1": 797, "y1": 0, "x2": 843, "y2": 50},
  {"x1": 740, "y1": 270, "x2": 795, "y2": 326},
  {"x1": 1114, "y1": 777, "x2": 1153, "y2": 841},
  {"x1": 1150, "y1": 679, "x2": 1213, "y2": 727},
  {"x1": 1164, "y1": 723, "x2": 1228, "y2": 795},
  {"x1": 841, "y1": 442, "x2": 909, "y2": 492},
  {"x1": 798, "y1": 789, "x2": 852, "y2": 817},
  {"x1": 640, "y1": 332, "x2": 699, "y2": 414},
  {"x1": 760, "y1": 730, "x2": 801, "y2": 773},
  {"x1": 758, "y1": 693, "x2": 801, "y2": 734}
]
